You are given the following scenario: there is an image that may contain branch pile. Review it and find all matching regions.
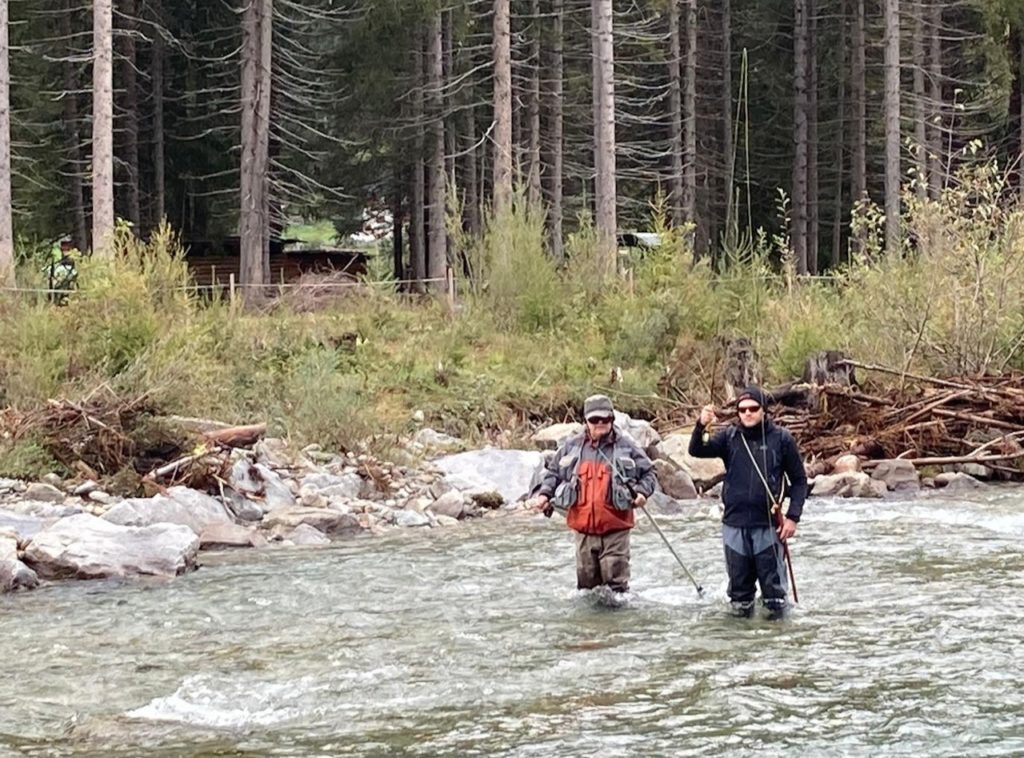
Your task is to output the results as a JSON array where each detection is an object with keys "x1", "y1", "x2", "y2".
[{"x1": 765, "y1": 366, "x2": 1024, "y2": 475}]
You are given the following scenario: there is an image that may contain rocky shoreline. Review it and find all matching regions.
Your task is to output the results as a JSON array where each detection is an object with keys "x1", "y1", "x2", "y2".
[{"x1": 0, "y1": 411, "x2": 997, "y2": 594}]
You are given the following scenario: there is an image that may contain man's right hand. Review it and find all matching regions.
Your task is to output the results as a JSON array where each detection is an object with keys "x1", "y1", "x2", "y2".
[
  {"x1": 699, "y1": 404, "x2": 717, "y2": 427},
  {"x1": 529, "y1": 495, "x2": 550, "y2": 512}
]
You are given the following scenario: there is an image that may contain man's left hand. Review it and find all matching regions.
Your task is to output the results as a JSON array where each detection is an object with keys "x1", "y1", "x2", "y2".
[
  {"x1": 633, "y1": 493, "x2": 647, "y2": 508},
  {"x1": 777, "y1": 517, "x2": 797, "y2": 542}
]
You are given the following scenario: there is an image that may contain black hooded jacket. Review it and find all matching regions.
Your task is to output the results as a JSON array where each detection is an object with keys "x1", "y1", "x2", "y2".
[{"x1": 689, "y1": 412, "x2": 807, "y2": 529}]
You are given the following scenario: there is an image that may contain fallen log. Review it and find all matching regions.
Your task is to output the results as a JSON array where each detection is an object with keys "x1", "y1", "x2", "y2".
[
  {"x1": 861, "y1": 451, "x2": 1024, "y2": 468},
  {"x1": 203, "y1": 423, "x2": 267, "y2": 448}
]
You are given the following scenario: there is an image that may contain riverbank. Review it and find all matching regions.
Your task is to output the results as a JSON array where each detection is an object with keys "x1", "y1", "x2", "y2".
[{"x1": 0, "y1": 408, "x2": 1008, "y2": 594}]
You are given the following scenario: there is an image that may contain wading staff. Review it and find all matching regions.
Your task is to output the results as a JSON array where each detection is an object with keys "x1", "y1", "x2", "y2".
[{"x1": 639, "y1": 506, "x2": 705, "y2": 598}]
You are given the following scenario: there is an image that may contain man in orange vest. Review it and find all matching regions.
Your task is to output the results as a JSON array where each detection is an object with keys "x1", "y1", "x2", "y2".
[{"x1": 531, "y1": 395, "x2": 658, "y2": 593}]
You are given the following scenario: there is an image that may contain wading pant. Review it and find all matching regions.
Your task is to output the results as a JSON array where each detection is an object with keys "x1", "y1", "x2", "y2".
[
  {"x1": 575, "y1": 529, "x2": 631, "y2": 592},
  {"x1": 723, "y1": 525, "x2": 787, "y2": 615}
]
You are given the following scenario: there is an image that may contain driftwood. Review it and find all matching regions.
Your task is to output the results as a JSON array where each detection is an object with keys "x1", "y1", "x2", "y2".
[{"x1": 203, "y1": 423, "x2": 267, "y2": 448}]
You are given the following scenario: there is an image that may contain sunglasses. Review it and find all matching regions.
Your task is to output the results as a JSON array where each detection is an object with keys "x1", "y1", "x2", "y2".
[
  {"x1": 587, "y1": 416, "x2": 614, "y2": 424},
  {"x1": 737, "y1": 405, "x2": 762, "y2": 415}
]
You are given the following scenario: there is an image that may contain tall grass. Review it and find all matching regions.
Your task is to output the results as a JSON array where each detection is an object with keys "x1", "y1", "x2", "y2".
[{"x1": 1, "y1": 164, "x2": 1022, "y2": 475}]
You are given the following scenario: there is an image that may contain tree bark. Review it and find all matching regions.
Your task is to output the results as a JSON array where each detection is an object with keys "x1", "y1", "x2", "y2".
[
  {"x1": 92, "y1": 0, "x2": 115, "y2": 255},
  {"x1": 592, "y1": 0, "x2": 617, "y2": 272},
  {"x1": 120, "y1": 0, "x2": 141, "y2": 229},
  {"x1": 912, "y1": 0, "x2": 927, "y2": 200},
  {"x1": 526, "y1": 0, "x2": 542, "y2": 207},
  {"x1": 151, "y1": 3, "x2": 166, "y2": 227},
  {"x1": 0, "y1": 0, "x2": 12, "y2": 284},
  {"x1": 927, "y1": 0, "x2": 943, "y2": 198},
  {"x1": 239, "y1": 0, "x2": 272, "y2": 298},
  {"x1": 831, "y1": 0, "x2": 847, "y2": 268},
  {"x1": 464, "y1": 101, "x2": 480, "y2": 236},
  {"x1": 60, "y1": 3, "x2": 88, "y2": 251},
  {"x1": 667, "y1": 0, "x2": 684, "y2": 228},
  {"x1": 883, "y1": 0, "x2": 901, "y2": 256},
  {"x1": 411, "y1": 34, "x2": 425, "y2": 291},
  {"x1": 807, "y1": 0, "x2": 818, "y2": 275},
  {"x1": 544, "y1": 0, "x2": 564, "y2": 260},
  {"x1": 851, "y1": 0, "x2": 866, "y2": 207},
  {"x1": 683, "y1": 0, "x2": 697, "y2": 234},
  {"x1": 427, "y1": 11, "x2": 447, "y2": 290},
  {"x1": 792, "y1": 0, "x2": 809, "y2": 275},
  {"x1": 493, "y1": 0, "x2": 512, "y2": 215},
  {"x1": 721, "y1": 0, "x2": 734, "y2": 235}
]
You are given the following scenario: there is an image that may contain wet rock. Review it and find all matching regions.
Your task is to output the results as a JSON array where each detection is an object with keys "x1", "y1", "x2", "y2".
[
  {"x1": 24, "y1": 514, "x2": 199, "y2": 579},
  {"x1": 103, "y1": 487, "x2": 234, "y2": 536},
  {"x1": 394, "y1": 509, "x2": 431, "y2": 527},
  {"x1": 811, "y1": 472, "x2": 887, "y2": 498},
  {"x1": 428, "y1": 491, "x2": 466, "y2": 520},
  {"x1": 199, "y1": 523, "x2": 267, "y2": 550},
  {"x1": 832, "y1": 455, "x2": 862, "y2": 474},
  {"x1": 870, "y1": 460, "x2": 920, "y2": 492},
  {"x1": 643, "y1": 491, "x2": 688, "y2": 516},
  {"x1": 659, "y1": 433, "x2": 726, "y2": 490},
  {"x1": 24, "y1": 483, "x2": 64, "y2": 503},
  {"x1": 0, "y1": 533, "x2": 38, "y2": 592},
  {"x1": 279, "y1": 523, "x2": 332, "y2": 546},
  {"x1": 653, "y1": 460, "x2": 698, "y2": 500},
  {"x1": 934, "y1": 472, "x2": 985, "y2": 492},
  {"x1": 262, "y1": 506, "x2": 361, "y2": 535}
]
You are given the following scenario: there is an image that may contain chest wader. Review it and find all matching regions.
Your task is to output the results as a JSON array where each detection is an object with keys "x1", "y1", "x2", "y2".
[{"x1": 724, "y1": 434, "x2": 789, "y2": 618}]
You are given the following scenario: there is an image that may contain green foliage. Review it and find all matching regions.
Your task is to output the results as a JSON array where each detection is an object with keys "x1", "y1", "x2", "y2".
[{"x1": 0, "y1": 436, "x2": 62, "y2": 480}]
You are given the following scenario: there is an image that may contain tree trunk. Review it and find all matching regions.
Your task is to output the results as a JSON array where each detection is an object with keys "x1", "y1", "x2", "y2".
[
  {"x1": 92, "y1": 0, "x2": 115, "y2": 255},
  {"x1": 391, "y1": 173, "x2": 404, "y2": 281},
  {"x1": 151, "y1": 4, "x2": 166, "y2": 227},
  {"x1": 544, "y1": 0, "x2": 564, "y2": 261},
  {"x1": 807, "y1": 0, "x2": 818, "y2": 275},
  {"x1": 493, "y1": 0, "x2": 512, "y2": 215},
  {"x1": 464, "y1": 102, "x2": 480, "y2": 236},
  {"x1": 851, "y1": 0, "x2": 866, "y2": 206},
  {"x1": 0, "y1": 0, "x2": 11, "y2": 284},
  {"x1": 912, "y1": 0, "x2": 927, "y2": 200},
  {"x1": 526, "y1": 0, "x2": 542, "y2": 207},
  {"x1": 427, "y1": 11, "x2": 446, "y2": 290},
  {"x1": 883, "y1": 0, "x2": 901, "y2": 256},
  {"x1": 120, "y1": 0, "x2": 141, "y2": 229},
  {"x1": 831, "y1": 0, "x2": 847, "y2": 268},
  {"x1": 791, "y1": 0, "x2": 809, "y2": 275},
  {"x1": 683, "y1": 0, "x2": 697, "y2": 234},
  {"x1": 667, "y1": 0, "x2": 684, "y2": 228},
  {"x1": 721, "y1": 0, "x2": 734, "y2": 236},
  {"x1": 927, "y1": 0, "x2": 943, "y2": 198},
  {"x1": 411, "y1": 34, "x2": 425, "y2": 291},
  {"x1": 61, "y1": 3, "x2": 88, "y2": 251},
  {"x1": 592, "y1": 0, "x2": 617, "y2": 272},
  {"x1": 239, "y1": 0, "x2": 272, "y2": 297}
]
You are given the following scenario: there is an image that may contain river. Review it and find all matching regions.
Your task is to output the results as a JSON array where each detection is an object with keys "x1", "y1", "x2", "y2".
[{"x1": 2, "y1": 488, "x2": 1023, "y2": 756}]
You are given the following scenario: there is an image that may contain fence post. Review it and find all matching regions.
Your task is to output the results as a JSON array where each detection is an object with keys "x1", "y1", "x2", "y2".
[{"x1": 229, "y1": 273, "x2": 236, "y2": 305}]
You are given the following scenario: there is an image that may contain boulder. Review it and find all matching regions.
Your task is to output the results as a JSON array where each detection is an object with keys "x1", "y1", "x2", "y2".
[
  {"x1": 658, "y1": 433, "x2": 726, "y2": 489},
  {"x1": 653, "y1": 459, "x2": 698, "y2": 500},
  {"x1": 832, "y1": 454, "x2": 862, "y2": 474},
  {"x1": 0, "y1": 533, "x2": 38, "y2": 591},
  {"x1": 228, "y1": 460, "x2": 297, "y2": 512},
  {"x1": 298, "y1": 472, "x2": 363, "y2": 501},
  {"x1": 530, "y1": 423, "x2": 583, "y2": 450},
  {"x1": 22, "y1": 483, "x2": 64, "y2": 503},
  {"x1": 934, "y1": 472, "x2": 985, "y2": 492},
  {"x1": 811, "y1": 472, "x2": 887, "y2": 498},
  {"x1": 198, "y1": 523, "x2": 267, "y2": 550},
  {"x1": 614, "y1": 412, "x2": 662, "y2": 454},
  {"x1": 262, "y1": 506, "x2": 362, "y2": 535},
  {"x1": 431, "y1": 448, "x2": 543, "y2": 506},
  {"x1": 24, "y1": 513, "x2": 199, "y2": 579},
  {"x1": 869, "y1": 460, "x2": 920, "y2": 492},
  {"x1": 642, "y1": 491, "x2": 688, "y2": 516},
  {"x1": 427, "y1": 491, "x2": 467, "y2": 520},
  {"x1": 103, "y1": 487, "x2": 234, "y2": 536}
]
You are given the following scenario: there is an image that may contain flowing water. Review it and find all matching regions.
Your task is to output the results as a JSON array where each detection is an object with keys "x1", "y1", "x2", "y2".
[{"x1": 2, "y1": 489, "x2": 1024, "y2": 756}]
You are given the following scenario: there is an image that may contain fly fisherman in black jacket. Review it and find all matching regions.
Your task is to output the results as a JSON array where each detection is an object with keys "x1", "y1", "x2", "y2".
[{"x1": 689, "y1": 385, "x2": 807, "y2": 619}]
